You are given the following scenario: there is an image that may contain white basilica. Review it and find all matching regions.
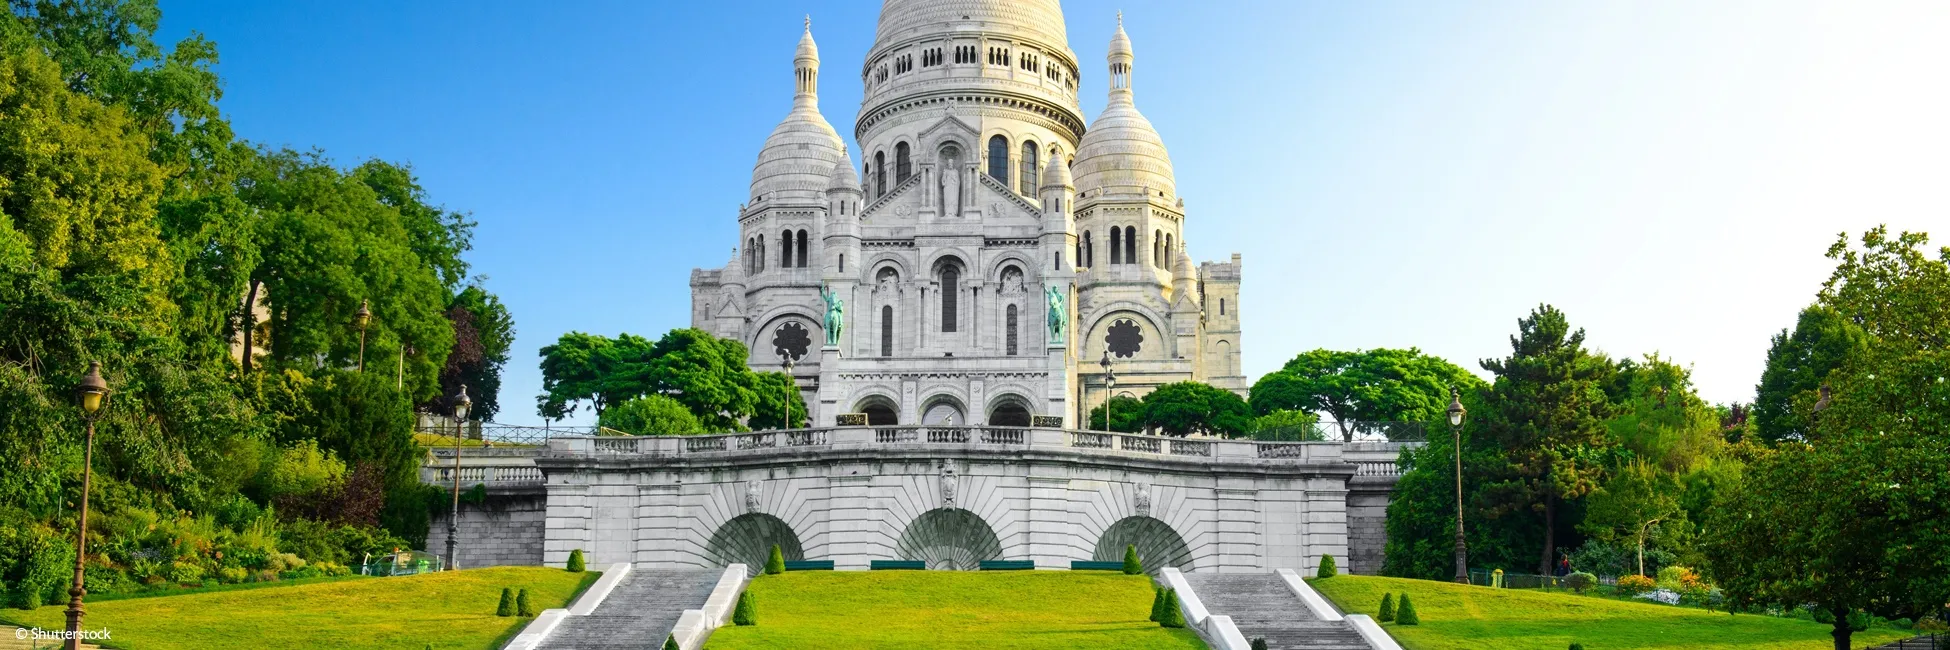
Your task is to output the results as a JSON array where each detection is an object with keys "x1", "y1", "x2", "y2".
[{"x1": 688, "y1": 0, "x2": 1245, "y2": 428}]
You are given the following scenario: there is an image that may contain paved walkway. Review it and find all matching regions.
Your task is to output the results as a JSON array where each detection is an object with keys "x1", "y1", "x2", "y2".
[
  {"x1": 1, "y1": 626, "x2": 104, "y2": 650},
  {"x1": 538, "y1": 569, "x2": 722, "y2": 650},
  {"x1": 1185, "y1": 573, "x2": 1371, "y2": 650},
  {"x1": 1868, "y1": 633, "x2": 1947, "y2": 650}
]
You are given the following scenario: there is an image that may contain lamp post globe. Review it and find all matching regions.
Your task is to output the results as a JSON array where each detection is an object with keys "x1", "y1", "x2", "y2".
[
  {"x1": 447, "y1": 385, "x2": 470, "y2": 570},
  {"x1": 1447, "y1": 386, "x2": 1468, "y2": 584},
  {"x1": 782, "y1": 353, "x2": 797, "y2": 429},
  {"x1": 66, "y1": 362, "x2": 110, "y2": 649},
  {"x1": 353, "y1": 299, "x2": 373, "y2": 372},
  {"x1": 1099, "y1": 351, "x2": 1116, "y2": 431}
]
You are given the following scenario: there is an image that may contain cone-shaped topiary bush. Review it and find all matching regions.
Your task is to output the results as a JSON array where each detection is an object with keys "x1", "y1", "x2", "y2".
[
  {"x1": 1160, "y1": 589, "x2": 1186, "y2": 628},
  {"x1": 765, "y1": 544, "x2": 786, "y2": 575},
  {"x1": 1317, "y1": 554, "x2": 1338, "y2": 579},
  {"x1": 1250, "y1": 638, "x2": 1269, "y2": 650},
  {"x1": 1149, "y1": 587, "x2": 1165, "y2": 622},
  {"x1": 567, "y1": 549, "x2": 586, "y2": 573},
  {"x1": 517, "y1": 588, "x2": 535, "y2": 616},
  {"x1": 1378, "y1": 592, "x2": 1395, "y2": 622},
  {"x1": 663, "y1": 635, "x2": 680, "y2": 650},
  {"x1": 1123, "y1": 544, "x2": 1143, "y2": 574},
  {"x1": 1396, "y1": 593, "x2": 1420, "y2": 625},
  {"x1": 1569, "y1": 644, "x2": 1585, "y2": 650},
  {"x1": 733, "y1": 591, "x2": 757, "y2": 626},
  {"x1": 496, "y1": 587, "x2": 515, "y2": 617}
]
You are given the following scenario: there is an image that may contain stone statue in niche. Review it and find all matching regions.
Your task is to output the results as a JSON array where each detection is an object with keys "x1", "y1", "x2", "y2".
[
  {"x1": 939, "y1": 146, "x2": 962, "y2": 217},
  {"x1": 745, "y1": 480, "x2": 762, "y2": 514},
  {"x1": 1134, "y1": 483, "x2": 1152, "y2": 517}
]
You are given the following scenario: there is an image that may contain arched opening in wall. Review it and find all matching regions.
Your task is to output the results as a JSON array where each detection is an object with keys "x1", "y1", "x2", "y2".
[
  {"x1": 780, "y1": 229, "x2": 794, "y2": 268},
  {"x1": 1109, "y1": 227, "x2": 1122, "y2": 264},
  {"x1": 706, "y1": 512, "x2": 806, "y2": 568},
  {"x1": 874, "y1": 151, "x2": 887, "y2": 196},
  {"x1": 897, "y1": 508, "x2": 1004, "y2": 570},
  {"x1": 796, "y1": 230, "x2": 808, "y2": 268},
  {"x1": 1019, "y1": 141, "x2": 1038, "y2": 195},
  {"x1": 1217, "y1": 340, "x2": 1233, "y2": 376},
  {"x1": 880, "y1": 305, "x2": 895, "y2": 357},
  {"x1": 987, "y1": 135, "x2": 1009, "y2": 184},
  {"x1": 1083, "y1": 231, "x2": 1093, "y2": 267},
  {"x1": 988, "y1": 395, "x2": 1032, "y2": 427},
  {"x1": 855, "y1": 395, "x2": 899, "y2": 425},
  {"x1": 1093, "y1": 515, "x2": 1193, "y2": 574},
  {"x1": 936, "y1": 259, "x2": 963, "y2": 333},
  {"x1": 921, "y1": 396, "x2": 965, "y2": 425},
  {"x1": 1124, "y1": 226, "x2": 1137, "y2": 264},
  {"x1": 1153, "y1": 230, "x2": 1162, "y2": 267},
  {"x1": 1005, "y1": 304, "x2": 1019, "y2": 356},
  {"x1": 896, "y1": 142, "x2": 911, "y2": 184}
]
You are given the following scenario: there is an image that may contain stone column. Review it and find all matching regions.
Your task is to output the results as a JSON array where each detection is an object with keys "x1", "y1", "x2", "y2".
[{"x1": 818, "y1": 345, "x2": 842, "y2": 426}]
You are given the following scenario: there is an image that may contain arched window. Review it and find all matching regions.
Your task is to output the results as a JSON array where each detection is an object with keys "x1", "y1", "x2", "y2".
[
  {"x1": 895, "y1": 142, "x2": 911, "y2": 184},
  {"x1": 1073, "y1": 240, "x2": 1081, "y2": 269},
  {"x1": 1124, "y1": 226, "x2": 1137, "y2": 265},
  {"x1": 1166, "y1": 233, "x2": 1173, "y2": 259},
  {"x1": 1006, "y1": 304, "x2": 1019, "y2": 356},
  {"x1": 878, "y1": 152, "x2": 892, "y2": 196},
  {"x1": 1020, "y1": 141, "x2": 1038, "y2": 195},
  {"x1": 745, "y1": 238, "x2": 754, "y2": 273},
  {"x1": 757, "y1": 234, "x2": 765, "y2": 271},
  {"x1": 987, "y1": 135, "x2": 1008, "y2": 184},
  {"x1": 881, "y1": 305, "x2": 894, "y2": 357},
  {"x1": 1110, "y1": 227, "x2": 1122, "y2": 264},
  {"x1": 940, "y1": 265, "x2": 959, "y2": 332},
  {"x1": 1083, "y1": 231, "x2": 1094, "y2": 267},
  {"x1": 1220, "y1": 298, "x2": 1226, "y2": 316},
  {"x1": 839, "y1": 253, "x2": 845, "y2": 273},
  {"x1": 1154, "y1": 230, "x2": 1163, "y2": 267},
  {"x1": 796, "y1": 229, "x2": 808, "y2": 268},
  {"x1": 781, "y1": 229, "x2": 793, "y2": 268}
]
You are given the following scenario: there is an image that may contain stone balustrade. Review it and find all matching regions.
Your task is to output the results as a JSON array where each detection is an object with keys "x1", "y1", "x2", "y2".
[{"x1": 543, "y1": 425, "x2": 1347, "y2": 464}]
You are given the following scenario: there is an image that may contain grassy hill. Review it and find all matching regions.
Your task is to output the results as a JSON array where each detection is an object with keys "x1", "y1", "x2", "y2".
[
  {"x1": 705, "y1": 571, "x2": 1203, "y2": 650},
  {"x1": 1309, "y1": 575, "x2": 1912, "y2": 650},
  {"x1": 0, "y1": 566, "x2": 596, "y2": 650}
]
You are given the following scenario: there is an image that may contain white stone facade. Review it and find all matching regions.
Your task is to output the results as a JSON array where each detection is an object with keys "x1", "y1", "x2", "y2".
[{"x1": 689, "y1": 1, "x2": 1245, "y2": 429}]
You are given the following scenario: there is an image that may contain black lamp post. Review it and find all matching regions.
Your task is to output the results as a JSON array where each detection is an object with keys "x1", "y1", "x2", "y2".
[
  {"x1": 446, "y1": 385, "x2": 470, "y2": 570},
  {"x1": 354, "y1": 299, "x2": 373, "y2": 372},
  {"x1": 782, "y1": 353, "x2": 797, "y2": 429},
  {"x1": 1448, "y1": 386, "x2": 1468, "y2": 584},
  {"x1": 65, "y1": 362, "x2": 109, "y2": 650},
  {"x1": 1099, "y1": 351, "x2": 1115, "y2": 431}
]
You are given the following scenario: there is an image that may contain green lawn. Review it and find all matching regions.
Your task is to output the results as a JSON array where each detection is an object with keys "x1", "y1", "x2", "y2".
[
  {"x1": 0, "y1": 567, "x2": 597, "y2": 650},
  {"x1": 704, "y1": 571, "x2": 1205, "y2": 650},
  {"x1": 1309, "y1": 575, "x2": 1913, "y2": 650}
]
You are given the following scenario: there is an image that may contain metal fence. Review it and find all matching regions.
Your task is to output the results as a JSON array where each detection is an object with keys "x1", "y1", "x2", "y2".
[
  {"x1": 414, "y1": 417, "x2": 596, "y2": 446},
  {"x1": 1251, "y1": 421, "x2": 1426, "y2": 443}
]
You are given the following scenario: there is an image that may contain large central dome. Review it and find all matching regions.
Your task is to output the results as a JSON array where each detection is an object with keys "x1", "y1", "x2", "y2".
[{"x1": 871, "y1": 0, "x2": 1069, "y2": 52}]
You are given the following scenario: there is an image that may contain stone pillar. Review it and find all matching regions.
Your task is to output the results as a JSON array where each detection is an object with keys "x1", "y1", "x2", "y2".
[
  {"x1": 543, "y1": 483, "x2": 591, "y2": 568},
  {"x1": 826, "y1": 473, "x2": 876, "y2": 569},
  {"x1": 817, "y1": 345, "x2": 842, "y2": 426},
  {"x1": 1214, "y1": 483, "x2": 1263, "y2": 572}
]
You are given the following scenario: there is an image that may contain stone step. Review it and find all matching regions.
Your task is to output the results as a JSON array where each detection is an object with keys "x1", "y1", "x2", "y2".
[
  {"x1": 539, "y1": 568, "x2": 724, "y2": 650},
  {"x1": 1185, "y1": 572, "x2": 1374, "y2": 650}
]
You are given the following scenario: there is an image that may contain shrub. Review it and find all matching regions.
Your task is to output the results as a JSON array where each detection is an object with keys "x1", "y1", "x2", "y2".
[
  {"x1": 496, "y1": 587, "x2": 515, "y2": 616},
  {"x1": 1251, "y1": 638, "x2": 1269, "y2": 650},
  {"x1": 1616, "y1": 574, "x2": 1656, "y2": 595},
  {"x1": 1149, "y1": 587, "x2": 1165, "y2": 622},
  {"x1": 168, "y1": 561, "x2": 205, "y2": 584},
  {"x1": 517, "y1": 588, "x2": 535, "y2": 616},
  {"x1": 1123, "y1": 545, "x2": 1143, "y2": 574},
  {"x1": 566, "y1": 549, "x2": 586, "y2": 573},
  {"x1": 1378, "y1": 593, "x2": 1395, "y2": 622},
  {"x1": 1317, "y1": 554, "x2": 1338, "y2": 579},
  {"x1": 1396, "y1": 593, "x2": 1420, "y2": 625},
  {"x1": 765, "y1": 544, "x2": 785, "y2": 575},
  {"x1": 218, "y1": 567, "x2": 249, "y2": 584},
  {"x1": 733, "y1": 591, "x2": 757, "y2": 626},
  {"x1": 11, "y1": 582, "x2": 41, "y2": 610},
  {"x1": 663, "y1": 635, "x2": 680, "y2": 650},
  {"x1": 1570, "y1": 644, "x2": 1585, "y2": 650},
  {"x1": 1159, "y1": 589, "x2": 1185, "y2": 628},
  {"x1": 1564, "y1": 571, "x2": 1596, "y2": 593},
  {"x1": 599, "y1": 395, "x2": 704, "y2": 435},
  {"x1": 1655, "y1": 565, "x2": 1696, "y2": 591}
]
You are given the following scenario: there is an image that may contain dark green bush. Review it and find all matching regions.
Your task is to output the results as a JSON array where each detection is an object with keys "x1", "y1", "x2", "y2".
[
  {"x1": 517, "y1": 588, "x2": 534, "y2": 616},
  {"x1": 1564, "y1": 571, "x2": 1596, "y2": 593},
  {"x1": 496, "y1": 587, "x2": 515, "y2": 616},
  {"x1": 566, "y1": 549, "x2": 586, "y2": 573},
  {"x1": 1250, "y1": 638, "x2": 1269, "y2": 650},
  {"x1": 1378, "y1": 592, "x2": 1395, "y2": 622},
  {"x1": 733, "y1": 591, "x2": 757, "y2": 626},
  {"x1": 1317, "y1": 554, "x2": 1338, "y2": 579},
  {"x1": 1149, "y1": 587, "x2": 1165, "y2": 622},
  {"x1": 1123, "y1": 544, "x2": 1142, "y2": 575},
  {"x1": 1569, "y1": 644, "x2": 1585, "y2": 650},
  {"x1": 765, "y1": 544, "x2": 785, "y2": 575},
  {"x1": 1396, "y1": 593, "x2": 1420, "y2": 625},
  {"x1": 663, "y1": 635, "x2": 680, "y2": 650},
  {"x1": 1159, "y1": 589, "x2": 1185, "y2": 628}
]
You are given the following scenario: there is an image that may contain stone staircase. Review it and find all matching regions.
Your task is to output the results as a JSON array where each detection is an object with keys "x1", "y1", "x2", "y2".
[
  {"x1": 1185, "y1": 573, "x2": 1372, "y2": 650},
  {"x1": 539, "y1": 569, "x2": 723, "y2": 650}
]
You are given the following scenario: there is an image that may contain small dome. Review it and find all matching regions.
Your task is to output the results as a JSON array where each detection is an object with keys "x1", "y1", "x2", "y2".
[
  {"x1": 1040, "y1": 149, "x2": 1073, "y2": 190},
  {"x1": 873, "y1": 0, "x2": 1069, "y2": 51},
  {"x1": 1173, "y1": 247, "x2": 1196, "y2": 278},
  {"x1": 1074, "y1": 101, "x2": 1174, "y2": 198},
  {"x1": 796, "y1": 22, "x2": 819, "y2": 63},
  {"x1": 721, "y1": 247, "x2": 747, "y2": 287},
  {"x1": 827, "y1": 156, "x2": 861, "y2": 194},
  {"x1": 751, "y1": 26, "x2": 845, "y2": 201}
]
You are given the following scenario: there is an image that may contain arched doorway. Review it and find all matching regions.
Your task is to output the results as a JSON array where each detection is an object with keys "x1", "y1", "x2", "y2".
[
  {"x1": 988, "y1": 396, "x2": 1032, "y2": 427},
  {"x1": 1093, "y1": 516, "x2": 1193, "y2": 574},
  {"x1": 855, "y1": 395, "x2": 899, "y2": 426},
  {"x1": 896, "y1": 508, "x2": 1003, "y2": 570},
  {"x1": 705, "y1": 513, "x2": 805, "y2": 568}
]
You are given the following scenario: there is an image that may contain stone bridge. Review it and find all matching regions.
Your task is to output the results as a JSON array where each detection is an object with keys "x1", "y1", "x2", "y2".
[{"x1": 423, "y1": 426, "x2": 1415, "y2": 575}]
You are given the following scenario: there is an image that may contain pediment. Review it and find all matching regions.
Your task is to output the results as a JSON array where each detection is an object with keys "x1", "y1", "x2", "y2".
[{"x1": 862, "y1": 177, "x2": 924, "y2": 222}]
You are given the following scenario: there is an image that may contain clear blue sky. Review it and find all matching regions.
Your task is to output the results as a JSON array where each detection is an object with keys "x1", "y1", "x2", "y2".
[{"x1": 157, "y1": 1, "x2": 1950, "y2": 425}]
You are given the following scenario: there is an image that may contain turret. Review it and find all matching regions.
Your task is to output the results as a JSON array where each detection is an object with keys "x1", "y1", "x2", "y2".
[{"x1": 824, "y1": 157, "x2": 863, "y2": 278}]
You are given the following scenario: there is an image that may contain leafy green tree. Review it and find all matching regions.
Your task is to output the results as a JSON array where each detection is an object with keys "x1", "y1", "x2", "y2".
[
  {"x1": 1478, "y1": 305, "x2": 1618, "y2": 574},
  {"x1": 537, "y1": 332, "x2": 648, "y2": 419},
  {"x1": 1085, "y1": 395, "x2": 1144, "y2": 433},
  {"x1": 1142, "y1": 381, "x2": 1250, "y2": 437},
  {"x1": 1579, "y1": 462, "x2": 1685, "y2": 577},
  {"x1": 1753, "y1": 305, "x2": 1868, "y2": 444},
  {"x1": 1249, "y1": 348, "x2": 1482, "y2": 441},
  {"x1": 598, "y1": 395, "x2": 702, "y2": 436},
  {"x1": 745, "y1": 371, "x2": 807, "y2": 430},
  {"x1": 438, "y1": 285, "x2": 513, "y2": 420},
  {"x1": 1246, "y1": 409, "x2": 1322, "y2": 441}
]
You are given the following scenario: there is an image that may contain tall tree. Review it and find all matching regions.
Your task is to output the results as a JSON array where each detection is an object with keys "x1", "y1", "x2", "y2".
[
  {"x1": 1752, "y1": 305, "x2": 1868, "y2": 444},
  {"x1": 1085, "y1": 395, "x2": 1145, "y2": 433},
  {"x1": 1579, "y1": 462, "x2": 1686, "y2": 577},
  {"x1": 1249, "y1": 348, "x2": 1482, "y2": 440},
  {"x1": 437, "y1": 284, "x2": 512, "y2": 420},
  {"x1": 1478, "y1": 305, "x2": 1618, "y2": 574},
  {"x1": 1142, "y1": 381, "x2": 1251, "y2": 437}
]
